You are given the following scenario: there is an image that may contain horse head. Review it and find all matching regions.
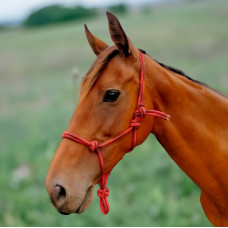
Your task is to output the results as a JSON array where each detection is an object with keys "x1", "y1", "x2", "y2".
[{"x1": 46, "y1": 12, "x2": 162, "y2": 215}]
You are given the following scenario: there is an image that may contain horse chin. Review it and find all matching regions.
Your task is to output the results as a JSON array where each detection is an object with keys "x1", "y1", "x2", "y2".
[{"x1": 75, "y1": 185, "x2": 94, "y2": 214}]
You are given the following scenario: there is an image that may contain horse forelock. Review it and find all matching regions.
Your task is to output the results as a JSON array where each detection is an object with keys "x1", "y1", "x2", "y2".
[{"x1": 80, "y1": 46, "x2": 119, "y2": 99}]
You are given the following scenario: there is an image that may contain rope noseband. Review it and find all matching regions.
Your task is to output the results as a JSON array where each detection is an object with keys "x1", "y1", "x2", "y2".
[{"x1": 62, "y1": 50, "x2": 170, "y2": 215}]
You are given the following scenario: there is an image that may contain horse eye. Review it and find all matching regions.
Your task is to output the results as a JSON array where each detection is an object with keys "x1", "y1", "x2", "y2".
[{"x1": 103, "y1": 89, "x2": 120, "y2": 102}]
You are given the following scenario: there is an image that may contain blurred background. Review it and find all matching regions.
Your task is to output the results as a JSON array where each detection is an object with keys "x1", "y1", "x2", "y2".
[{"x1": 0, "y1": 0, "x2": 227, "y2": 226}]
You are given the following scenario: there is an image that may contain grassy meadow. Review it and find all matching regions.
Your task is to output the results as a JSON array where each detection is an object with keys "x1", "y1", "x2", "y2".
[{"x1": 1, "y1": 0, "x2": 228, "y2": 226}]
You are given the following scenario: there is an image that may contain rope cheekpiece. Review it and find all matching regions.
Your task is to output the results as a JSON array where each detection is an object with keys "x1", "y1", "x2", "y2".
[{"x1": 62, "y1": 50, "x2": 170, "y2": 215}]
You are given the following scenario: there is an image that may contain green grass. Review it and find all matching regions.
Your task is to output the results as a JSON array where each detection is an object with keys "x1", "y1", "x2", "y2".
[{"x1": 1, "y1": 0, "x2": 228, "y2": 226}]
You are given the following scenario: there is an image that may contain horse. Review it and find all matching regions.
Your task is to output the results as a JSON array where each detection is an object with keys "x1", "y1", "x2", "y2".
[{"x1": 46, "y1": 12, "x2": 228, "y2": 226}]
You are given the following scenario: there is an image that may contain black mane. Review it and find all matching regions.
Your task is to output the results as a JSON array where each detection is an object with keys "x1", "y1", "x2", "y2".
[
  {"x1": 153, "y1": 59, "x2": 206, "y2": 86},
  {"x1": 138, "y1": 48, "x2": 204, "y2": 86},
  {"x1": 139, "y1": 48, "x2": 227, "y2": 98}
]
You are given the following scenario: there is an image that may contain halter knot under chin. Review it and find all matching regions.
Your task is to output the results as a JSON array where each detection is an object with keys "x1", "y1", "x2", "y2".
[{"x1": 61, "y1": 50, "x2": 170, "y2": 215}]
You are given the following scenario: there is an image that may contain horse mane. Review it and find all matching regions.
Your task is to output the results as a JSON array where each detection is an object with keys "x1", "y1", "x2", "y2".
[
  {"x1": 138, "y1": 49, "x2": 207, "y2": 87},
  {"x1": 81, "y1": 47, "x2": 226, "y2": 99},
  {"x1": 139, "y1": 49, "x2": 227, "y2": 98}
]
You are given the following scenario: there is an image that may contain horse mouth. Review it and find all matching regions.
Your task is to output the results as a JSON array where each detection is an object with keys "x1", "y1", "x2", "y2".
[{"x1": 75, "y1": 185, "x2": 93, "y2": 214}]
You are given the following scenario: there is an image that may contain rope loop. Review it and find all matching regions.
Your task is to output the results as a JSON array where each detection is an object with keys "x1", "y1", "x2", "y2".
[
  {"x1": 89, "y1": 141, "x2": 99, "y2": 152},
  {"x1": 130, "y1": 119, "x2": 140, "y2": 129},
  {"x1": 97, "y1": 187, "x2": 109, "y2": 198}
]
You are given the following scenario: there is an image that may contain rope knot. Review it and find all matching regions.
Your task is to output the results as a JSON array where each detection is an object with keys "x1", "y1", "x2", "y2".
[
  {"x1": 137, "y1": 104, "x2": 146, "y2": 119},
  {"x1": 89, "y1": 141, "x2": 98, "y2": 152},
  {"x1": 130, "y1": 120, "x2": 140, "y2": 129},
  {"x1": 97, "y1": 187, "x2": 109, "y2": 198}
]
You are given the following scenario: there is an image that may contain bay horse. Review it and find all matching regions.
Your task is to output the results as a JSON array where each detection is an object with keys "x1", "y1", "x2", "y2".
[{"x1": 46, "y1": 12, "x2": 228, "y2": 226}]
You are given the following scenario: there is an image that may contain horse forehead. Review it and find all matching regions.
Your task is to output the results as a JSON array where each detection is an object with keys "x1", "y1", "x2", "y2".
[
  {"x1": 104, "y1": 56, "x2": 125, "y2": 75},
  {"x1": 100, "y1": 56, "x2": 137, "y2": 84},
  {"x1": 80, "y1": 50, "x2": 138, "y2": 100}
]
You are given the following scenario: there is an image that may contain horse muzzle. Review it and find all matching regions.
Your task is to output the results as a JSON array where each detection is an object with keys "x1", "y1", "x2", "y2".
[{"x1": 46, "y1": 175, "x2": 94, "y2": 215}]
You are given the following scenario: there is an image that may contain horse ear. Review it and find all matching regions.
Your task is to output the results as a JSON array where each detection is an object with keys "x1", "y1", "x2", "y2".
[
  {"x1": 84, "y1": 24, "x2": 109, "y2": 56},
  {"x1": 106, "y1": 11, "x2": 137, "y2": 57}
]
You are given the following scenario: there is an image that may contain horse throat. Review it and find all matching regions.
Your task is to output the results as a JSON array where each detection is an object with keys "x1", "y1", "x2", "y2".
[{"x1": 145, "y1": 56, "x2": 228, "y2": 226}]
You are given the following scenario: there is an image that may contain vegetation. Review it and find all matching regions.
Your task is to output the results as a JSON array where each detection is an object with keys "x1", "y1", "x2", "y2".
[
  {"x1": 108, "y1": 3, "x2": 128, "y2": 14},
  {"x1": 1, "y1": 0, "x2": 228, "y2": 226},
  {"x1": 24, "y1": 5, "x2": 97, "y2": 27}
]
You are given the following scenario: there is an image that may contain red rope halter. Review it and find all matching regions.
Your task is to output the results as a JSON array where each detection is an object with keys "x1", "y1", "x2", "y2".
[{"x1": 62, "y1": 50, "x2": 170, "y2": 215}]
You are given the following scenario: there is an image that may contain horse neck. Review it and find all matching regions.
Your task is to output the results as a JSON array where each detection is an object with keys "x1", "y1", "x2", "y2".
[{"x1": 144, "y1": 55, "x2": 228, "y2": 196}]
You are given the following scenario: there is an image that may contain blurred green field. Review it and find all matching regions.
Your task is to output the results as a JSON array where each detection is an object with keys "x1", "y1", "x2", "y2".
[{"x1": 1, "y1": 0, "x2": 228, "y2": 226}]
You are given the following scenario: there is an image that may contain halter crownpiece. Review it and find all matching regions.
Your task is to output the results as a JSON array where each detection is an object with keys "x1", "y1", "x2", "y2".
[{"x1": 62, "y1": 50, "x2": 170, "y2": 215}]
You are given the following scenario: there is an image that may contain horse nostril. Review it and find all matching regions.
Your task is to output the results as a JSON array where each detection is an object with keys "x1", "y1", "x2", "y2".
[
  {"x1": 58, "y1": 185, "x2": 66, "y2": 198},
  {"x1": 52, "y1": 185, "x2": 67, "y2": 206}
]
